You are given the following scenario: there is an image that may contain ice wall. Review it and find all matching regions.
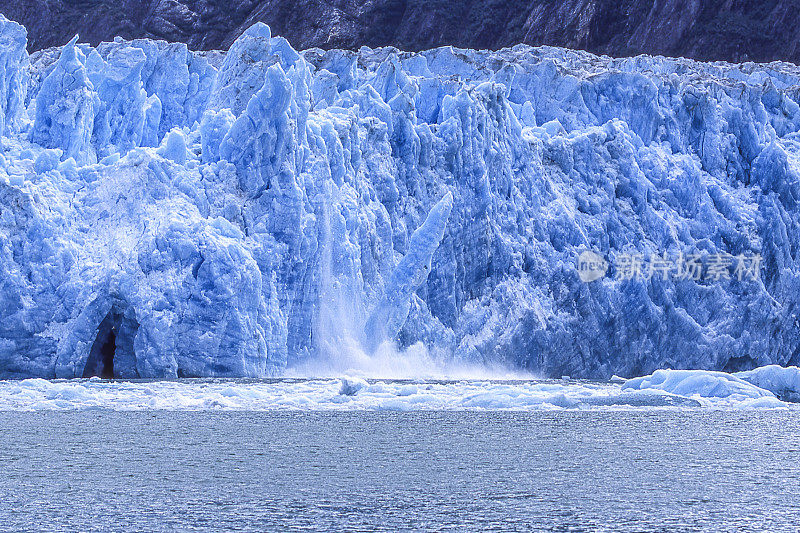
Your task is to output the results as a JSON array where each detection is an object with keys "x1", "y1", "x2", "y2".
[
  {"x1": 0, "y1": 15, "x2": 26, "y2": 136},
  {"x1": 3, "y1": 15, "x2": 800, "y2": 378}
]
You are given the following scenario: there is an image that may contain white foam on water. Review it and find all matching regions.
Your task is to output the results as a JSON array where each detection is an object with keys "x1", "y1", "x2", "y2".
[
  {"x1": 0, "y1": 373, "x2": 794, "y2": 411},
  {"x1": 288, "y1": 337, "x2": 533, "y2": 381}
]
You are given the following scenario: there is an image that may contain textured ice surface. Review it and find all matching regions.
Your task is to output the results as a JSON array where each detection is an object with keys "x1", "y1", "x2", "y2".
[
  {"x1": 623, "y1": 369, "x2": 776, "y2": 402},
  {"x1": 0, "y1": 378, "x2": 687, "y2": 411},
  {"x1": 622, "y1": 367, "x2": 800, "y2": 408},
  {"x1": 3, "y1": 367, "x2": 800, "y2": 411},
  {"x1": 736, "y1": 365, "x2": 800, "y2": 402},
  {"x1": 0, "y1": 15, "x2": 27, "y2": 137},
  {"x1": 4, "y1": 15, "x2": 800, "y2": 378}
]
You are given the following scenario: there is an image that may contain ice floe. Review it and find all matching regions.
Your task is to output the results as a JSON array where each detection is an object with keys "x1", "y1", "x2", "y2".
[{"x1": 1, "y1": 366, "x2": 798, "y2": 411}]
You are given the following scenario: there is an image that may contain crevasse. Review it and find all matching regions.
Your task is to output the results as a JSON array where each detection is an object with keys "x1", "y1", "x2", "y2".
[{"x1": 2, "y1": 16, "x2": 800, "y2": 379}]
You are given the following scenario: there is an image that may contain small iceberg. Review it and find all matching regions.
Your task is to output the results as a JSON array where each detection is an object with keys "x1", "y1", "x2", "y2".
[
  {"x1": 339, "y1": 377, "x2": 369, "y2": 396},
  {"x1": 735, "y1": 365, "x2": 800, "y2": 402},
  {"x1": 622, "y1": 368, "x2": 792, "y2": 408},
  {"x1": 623, "y1": 369, "x2": 773, "y2": 399}
]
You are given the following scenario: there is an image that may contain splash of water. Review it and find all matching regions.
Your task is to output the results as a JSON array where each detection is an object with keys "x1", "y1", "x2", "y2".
[
  {"x1": 287, "y1": 337, "x2": 536, "y2": 379},
  {"x1": 296, "y1": 183, "x2": 532, "y2": 380}
]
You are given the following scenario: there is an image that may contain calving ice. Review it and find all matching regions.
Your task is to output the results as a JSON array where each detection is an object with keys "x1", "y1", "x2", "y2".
[{"x1": 2, "y1": 15, "x2": 800, "y2": 379}]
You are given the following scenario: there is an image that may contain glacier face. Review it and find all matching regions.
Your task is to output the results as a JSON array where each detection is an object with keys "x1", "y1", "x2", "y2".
[{"x1": 3, "y1": 15, "x2": 800, "y2": 379}]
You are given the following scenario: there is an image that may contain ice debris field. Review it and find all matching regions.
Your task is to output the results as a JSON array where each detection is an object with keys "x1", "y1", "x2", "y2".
[
  {"x1": 3, "y1": 14, "x2": 800, "y2": 382},
  {"x1": 1, "y1": 366, "x2": 799, "y2": 411}
]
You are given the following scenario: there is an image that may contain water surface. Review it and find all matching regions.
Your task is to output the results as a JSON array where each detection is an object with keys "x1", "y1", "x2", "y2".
[{"x1": 1, "y1": 410, "x2": 799, "y2": 531}]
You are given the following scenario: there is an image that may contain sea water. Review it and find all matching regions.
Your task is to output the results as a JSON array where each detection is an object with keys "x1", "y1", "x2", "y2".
[{"x1": 0, "y1": 390, "x2": 799, "y2": 531}]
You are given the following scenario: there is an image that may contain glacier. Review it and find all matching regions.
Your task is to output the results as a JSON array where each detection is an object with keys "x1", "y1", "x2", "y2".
[{"x1": 3, "y1": 14, "x2": 800, "y2": 380}]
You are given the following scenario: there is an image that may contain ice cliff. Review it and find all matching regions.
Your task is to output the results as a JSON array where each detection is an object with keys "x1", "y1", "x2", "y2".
[{"x1": 3, "y1": 15, "x2": 800, "y2": 379}]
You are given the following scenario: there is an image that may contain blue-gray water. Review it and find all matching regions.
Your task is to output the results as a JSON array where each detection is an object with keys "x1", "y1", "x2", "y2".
[{"x1": 1, "y1": 410, "x2": 799, "y2": 532}]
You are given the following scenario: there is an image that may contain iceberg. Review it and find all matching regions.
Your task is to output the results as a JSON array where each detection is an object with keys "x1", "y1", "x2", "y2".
[
  {"x1": 621, "y1": 368, "x2": 795, "y2": 408},
  {"x1": 3, "y1": 13, "x2": 800, "y2": 379},
  {"x1": 735, "y1": 365, "x2": 800, "y2": 402},
  {"x1": 622, "y1": 369, "x2": 774, "y2": 400},
  {"x1": 338, "y1": 376, "x2": 369, "y2": 396}
]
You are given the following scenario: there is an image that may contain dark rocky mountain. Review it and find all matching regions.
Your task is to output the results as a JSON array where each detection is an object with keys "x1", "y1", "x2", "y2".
[{"x1": 3, "y1": 0, "x2": 799, "y2": 63}]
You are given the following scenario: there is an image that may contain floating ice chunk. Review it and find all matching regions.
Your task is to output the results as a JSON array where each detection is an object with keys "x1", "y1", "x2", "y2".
[
  {"x1": 0, "y1": 378, "x2": 757, "y2": 411},
  {"x1": 339, "y1": 377, "x2": 369, "y2": 396},
  {"x1": 623, "y1": 369, "x2": 775, "y2": 400},
  {"x1": 733, "y1": 396, "x2": 788, "y2": 409},
  {"x1": 736, "y1": 365, "x2": 800, "y2": 402}
]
